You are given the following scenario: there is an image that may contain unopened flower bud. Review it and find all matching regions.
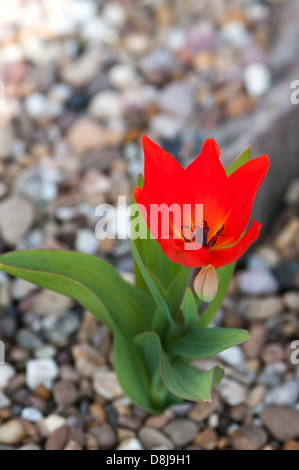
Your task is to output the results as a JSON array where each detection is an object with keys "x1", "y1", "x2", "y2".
[{"x1": 194, "y1": 264, "x2": 218, "y2": 303}]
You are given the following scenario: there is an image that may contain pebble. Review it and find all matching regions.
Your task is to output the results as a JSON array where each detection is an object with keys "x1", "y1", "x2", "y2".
[
  {"x1": 75, "y1": 229, "x2": 99, "y2": 255},
  {"x1": 101, "y1": 2, "x2": 126, "y2": 28},
  {"x1": 67, "y1": 118, "x2": 105, "y2": 154},
  {"x1": 39, "y1": 415, "x2": 67, "y2": 436},
  {"x1": 0, "y1": 364, "x2": 16, "y2": 390},
  {"x1": 42, "y1": 312, "x2": 80, "y2": 342},
  {"x1": 88, "y1": 424, "x2": 116, "y2": 449},
  {"x1": 117, "y1": 437, "x2": 143, "y2": 450},
  {"x1": 0, "y1": 128, "x2": 14, "y2": 160},
  {"x1": 242, "y1": 323, "x2": 267, "y2": 358},
  {"x1": 194, "y1": 427, "x2": 218, "y2": 450},
  {"x1": 33, "y1": 290, "x2": 74, "y2": 316},
  {"x1": 163, "y1": 419, "x2": 198, "y2": 447},
  {"x1": 232, "y1": 425, "x2": 268, "y2": 450},
  {"x1": 88, "y1": 91, "x2": 123, "y2": 121},
  {"x1": 21, "y1": 407, "x2": 43, "y2": 423},
  {"x1": 188, "y1": 392, "x2": 220, "y2": 422},
  {"x1": 218, "y1": 378, "x2": 248, "y2": 406},
  {"x1": 53, "y1": 380, "x2": 78, "y2": 406},
  {"x1": 159, "y1": 83, "x2": 194, "y2": 118},
  {"x1": 45, "y1": 425, "x2": 69, "y2": 451},
  {"x1": 0, "y1": 197, "x2": 35, "y2": 246},
  {"x1": 26, "y1": 359, "x2": 59, "y2": 390},
  {"x1": 243, "y1": 63, "x2": 271, "y2": 97},
  {"x1": 0, "y1": 420, "x2": 26, "y2": 445},
  {"x1": 0, "y1": 391, "x2": 11, "y2": 409},
  {"x1": 24, "y1": 93, "x2": 50, "y2": 120},
  {"x1": 261, "y1": 407, "x2": 299, "y2": 441},
  {"x1": 264, "y1": 381, "x2": 299, "y2": 406},
  {"x1": 108, "y1": 64, "x2": 138, "y2": 90},
  {"x1": 283, "y1": 292, "x2": 299, "y2": 311},
  {"x1": 238, "y1": 268, "x2": 279, "y2": 295},
  {"x1": 218, "y1": 345, "x2": 245, "y2": 368},
  {"x1": 284, "y1": 179, "x2": 299, "y2": 206},
  {"x1": 244, "y1": 297, "x2": 283, "y2": 321},
  {"x1": 93, "y1": 369, "x2": 123, "y2": 400},
  {"x1": 138, "y1": 427, "x2": 174, "y2": 450}
]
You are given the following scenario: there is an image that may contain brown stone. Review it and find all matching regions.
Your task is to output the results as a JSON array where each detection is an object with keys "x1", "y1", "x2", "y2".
[
  {"x1": 261, "y1": 407, "x2": 299, "y2": 441},
  {"x1": 232, "y1": 425, "x2": 268, "y2": 450}
]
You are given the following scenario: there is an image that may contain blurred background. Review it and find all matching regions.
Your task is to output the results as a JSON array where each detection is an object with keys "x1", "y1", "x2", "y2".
[{"x1": 0, "y1": 0, "x2": 299, "y2": 451}]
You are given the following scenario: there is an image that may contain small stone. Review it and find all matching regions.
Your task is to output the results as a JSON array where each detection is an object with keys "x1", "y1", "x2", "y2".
[
  {"x1": 283, "y1": 291, "x2": 299, "y2": 311},
  {"x1": 61, "y1": 51, "x2": 101, "y2": 88},
  {"x1": 33, "y1": 290, "x2": 74, "y2": 316},
  {"x1": 232, "y1": 425, "x2": 268, "y2": 450},
  {"x1": 75, "y1": 229, "x2": 99, "y2": 255},
  {"x1": 88, "y1": 91, "x2": 122, "y2": 121},
  {"x1": 238, "y1": 268, "x2": 279, "y2": 295},
  {"x1": 42, "y1": 312, "x2": 80, "y2": 342},
  {"x1": 21, "y1": 407, "x2": 43, "y2": 423},
  {"x1": 101, "y1": 2, "x2": 126, "y2": 27},
  {"x1": 242, "y1": 323, "x2": 267, "y2": 358},
  {"x1": 258, "y1": 362, "x2": 287, "y2": 387},
  {"x1": 218, "y1": 345, "x2": 245, "y2": 368},
  {"x1": 24, "y1": 93, "x2": 50, "y2": 119},
  {"x1": 26, "y1": 359, "x2": 59, "y2": 390},
  {"x1": 18, "y1": 443, "x2": 41, "y2": 450},
  {"x1": 243, "y1": 63, "x2": 271, "y2": 97},
  {"x1": 17, "y1": 329, "x2": 44, "y2": 350},
  {"x1": 0, "y1": 128, "x2": 14, "y2": 159},
  {"x1": 264, "y1": 381, "x2": 299, "y2": 406},
  {"x1": 0, "y1": 365, "x2": 16, "y2": 389},
  {"x1": 93, "y1": 369, "x2": 123, "y2": 400},
  {"x1": 244, "y1": 297, "x2": 283, "y2": 321},
  {"x1": 89, "y1": 424, "x2": 116, "y2": 449},
  {"x1": 262, "y1": 343, "x2": 285, "y2": 363},
  {"x1": 164, "y1": 419, "x2": 198, "y2": 447},
  {"x1": 261, "y1": 407, "x2": 299, "y2": 441},
  {"x1": 218, "y1": 378, "x2": 248, "y2": 406},
  {"x1": 159, "y1": 82, "x2": 194, "y2": 118},
  {"x1": 117, "y1": 437, "x2": 143, "y2": 450},
  {"x1": 150, "y1": 113, "x2": 183, "y2": 139},
  {"x1": 67, "y1": 118, "x2": 105, "y2": 154},
  {"x1": 0, "y1": 391, "x2": 11, "y2": 409},
  {"x1": 34, "y1": 345, "x2": 57, "y2": 360},
  {"x1": 39, "y1": 415, "x2": 66, "y2": 436},
  {"x1": 108, "y1": 64, "x2": 137, "y2": 90},
  {"x1": 194, "y1": 427, "x2": 218, "y2": 450},
  {"x1": 188, "y1": 392, "x2": 220, "y2": 422},
  {"x1": 275, "y1": 218, "x2": 299, "y2": 252},
  {"x1": 284, "y1": 179, "x2": 299, "y2": 206},
  {"x1": 247, "y1": 385, "x2": 266, "y2": 408},
  {"x1": 138, "y1": 427, "x2": 174, "y2": 450},
  {"x1": 45, "y1": 425, "x2": 69, "y2": 451},
  {"x1": 53, "y1": 380, "x2": 78, "y2": 406},
  {"x1": 72, "y1": 344, "x2": 105, "y2": 377},
  {"x1": 11, "y1": 279, "x2": 36, "y2": 301},
  {"x1": 0, "y1": 420, "x2": 26, "y2": 445},
  {"x1": 64, "y1": 440, "x2": 82, "y2": 451},
  {"x1": 225, "y1": 93, "x2": 256, "y2": 119},
  {"x1": 283, "y1": 440, "x2": 299, "y2": 451},
  {"x1": 145, "y1": 410, "x2": 174, "y2": 429},
  {"x1": 0, "y1": 197, "x2": 34, "y2": 246},
  {"x1": 89, "y1": 403, "x2": 106, "y2": 424}
]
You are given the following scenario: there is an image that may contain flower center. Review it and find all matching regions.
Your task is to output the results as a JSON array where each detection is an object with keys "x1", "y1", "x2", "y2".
[{"x1": 181, "y1": 221, "x2": 225, "y2": 249}]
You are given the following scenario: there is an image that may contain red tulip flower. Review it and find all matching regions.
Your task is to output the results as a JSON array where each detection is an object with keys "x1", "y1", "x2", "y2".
[{"x1": 134, "y1": 135, "x2": 269, "y2": 271}]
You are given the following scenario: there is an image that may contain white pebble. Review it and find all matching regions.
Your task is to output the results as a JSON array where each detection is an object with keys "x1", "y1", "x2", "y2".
[
  {"x1": 218, "y1": 346, "x2": 245, "y2": 369},
  {"x1": 75, "y1": 229, "x2": 98, "y2": 254},
  {"x1": 102, "y1": 2, "x2": 126, "y2": 28},
  {"x1": 244, "y1": 63, "x2": 271, "y2": 97},
  {"x1": 108, "y1": 64, "x2": 137, "y2": 90},
  {"x1": 88, "y1": 90, "x2": 122, "y2": 120},
  {"x1": 26, "y1": 359, "x2": 58, "y2": 390},
  {"x1": 24, "y1": 93, "x2": 49, "y2": 120},
  {"x1": 21, "y1": 407, "x2": 43, "y2": 423},
  {"x1": 0, "y1": 364, "x2": 16, "y2": 390}
]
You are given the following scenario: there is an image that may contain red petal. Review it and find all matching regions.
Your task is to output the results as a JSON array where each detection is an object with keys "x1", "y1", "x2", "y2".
[
  {"x1": 184, "y1": 139, "x2": 232, "y2": 234},
  {"x1": 217, "y1": 154, "x2": 269, "y2": 247},
  {"x1": 209, "y1": 220, "x2": 262, "y2": 269}
]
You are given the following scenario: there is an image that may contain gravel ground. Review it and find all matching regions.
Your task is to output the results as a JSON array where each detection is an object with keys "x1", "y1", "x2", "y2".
[{"x1": 0, "y1": 0, "x2": 298, "y2": 451}]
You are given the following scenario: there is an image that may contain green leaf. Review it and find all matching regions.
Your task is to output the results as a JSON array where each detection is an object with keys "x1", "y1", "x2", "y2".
[
  {"x1": 166, "y1": 266, "x2": 193, "y2": 315},
  {"x1": 131, "y1": 241, "x2": 174, "y2": 326},
  {"x1": 114, "y1": 325, "x2": 157, "y2": 414},
  {"x1": 225, "y1": 146, "x2": 251, "y2": 177},
  {"x1": 0, "y1": 250, "x2": 154, "y2": 336},
  {"x1": 170, "y1": 326, "x2": 250, "y2": 359},
  {"x1": 131, "y1": 176, "x2": 182, "y2": 291},
  {"x1": 180, "y1": 288, "x2": 199, "y2": 327},
  {"x1": 197, "y1": 262, "x2": 236, "y2": 327},
  {"x1": 135, "y1": 331, "x2": 224, "y2": 403}
]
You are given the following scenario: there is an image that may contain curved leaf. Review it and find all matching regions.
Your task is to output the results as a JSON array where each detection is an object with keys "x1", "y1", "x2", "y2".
[
  {"x1": 225, "y1": 146, "x2": 251, "y2": 177},
  {"x1": 170, "y1": 327, "x2": 250, "y2": 359},
  {"x1": 0, "y1": 250, "x2": 154, "y2": 336},
  {"x1": 135, "y1": 331, "x2": 223, "y2": 403},
  {"x1": 180, "y1": 288, "x2": 199, "y2": 327}
]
